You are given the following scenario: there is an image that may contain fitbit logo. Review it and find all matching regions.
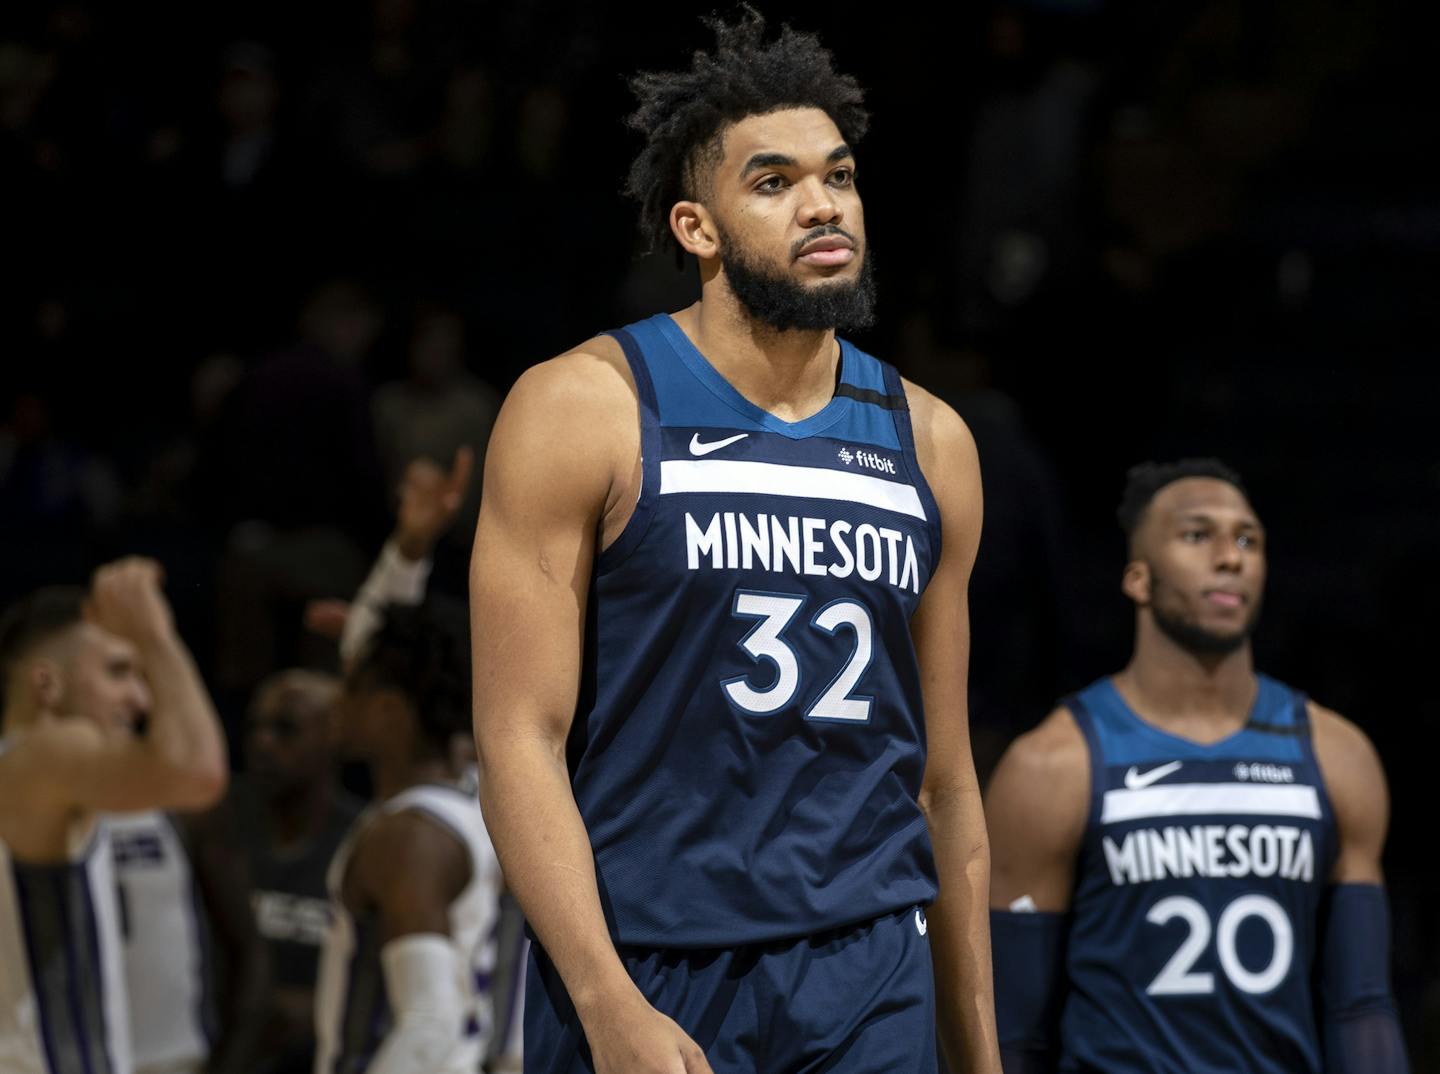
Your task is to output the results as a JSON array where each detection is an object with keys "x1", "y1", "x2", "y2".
[{"x1": 852, "y1": 449, "x2": 896, "y2": 475}]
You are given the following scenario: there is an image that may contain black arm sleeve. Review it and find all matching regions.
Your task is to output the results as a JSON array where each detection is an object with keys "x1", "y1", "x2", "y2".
[
  {"x1": 992, "y1": 910, "x2": 1067, "y2": 1074},
  {"x1": 1319, "y1": 884, "x2": 1409, "y2": 1074}
]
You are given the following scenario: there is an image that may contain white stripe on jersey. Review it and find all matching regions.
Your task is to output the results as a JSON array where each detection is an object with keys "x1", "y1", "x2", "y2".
[
  {"x1": 659, "y1": 459, "x2": 927, "y2": 520},
  {"x1": 107, "y1": 811, "x2": 209, "y2": 1073},
  {"x1": 1101, "y1": 783, "x2": 1322, "y2": 824}
]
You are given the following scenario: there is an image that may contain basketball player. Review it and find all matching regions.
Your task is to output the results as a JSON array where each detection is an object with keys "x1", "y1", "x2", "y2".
[
  {"x1": 986, "y1": 460, "x2": 1408, "y2": 1073},
  {"x1": 234, "y1": 670, "x2": 362, "y2": 1074},
  {"x1": 0, "y1": 558, "x2": 229, "y2": 1074},
  {"x1": 109, "y1": 803, "x2": 265, "y2": 1074},
  {"x1": 470, "y1": 10, "x2": 998, "y2": 1073},
  {"x1": 313, "y1": 601, "x2": 502, "y2": 1074}
]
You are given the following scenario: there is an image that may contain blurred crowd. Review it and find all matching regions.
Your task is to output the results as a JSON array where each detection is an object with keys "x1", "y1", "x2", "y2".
[{"x1": 2, "y1": 0, "x2": 1438, "y2": 1067}]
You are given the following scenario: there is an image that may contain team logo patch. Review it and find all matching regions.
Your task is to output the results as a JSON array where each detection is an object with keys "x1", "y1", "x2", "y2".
[{"x1": 915, "y1": 909, "x2": 928, "y2": 936}]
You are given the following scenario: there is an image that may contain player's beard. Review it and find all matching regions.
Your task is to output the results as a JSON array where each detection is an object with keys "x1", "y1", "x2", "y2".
[
  {"x1": 718, "y1": 224, "x2": 877, "y2": 333},
  {"x1": 1148, "y1": 572, "x2": 1262, "y2": 656}
]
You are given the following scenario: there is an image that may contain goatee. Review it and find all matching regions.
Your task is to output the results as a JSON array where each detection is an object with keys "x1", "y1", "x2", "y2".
[
  {"x1": 1149, "y1": 577, "x2": 1261, "y2": 657},
  {"x1": 719, "y1": 227, "x2": 877, "y2": 333}
]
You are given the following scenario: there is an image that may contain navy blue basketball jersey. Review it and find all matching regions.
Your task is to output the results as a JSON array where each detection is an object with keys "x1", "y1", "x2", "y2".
[
  {"x1": 1060, "y1": 675, "x2": 1336, "y2": 1074},
  {"x1": 570, "y1": 313, "x2": 943, "y2": 948}
]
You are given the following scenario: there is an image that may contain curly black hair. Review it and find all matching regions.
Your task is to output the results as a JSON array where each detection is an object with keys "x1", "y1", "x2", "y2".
[
  {"x1": 352, "y1": 598, "x2": 471, "y2": 754},
  {"x1": 1117, "y1": 458, "x2": 1249, "y2": 543},
  {"x1": 623, "y1": 5, "x2": 870, "y2": 257}
]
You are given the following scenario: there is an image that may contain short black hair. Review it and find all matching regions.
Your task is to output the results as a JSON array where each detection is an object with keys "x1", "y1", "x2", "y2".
[
  {"x1": 623, "y1": 5, "x2": 870, "y2": 257},
  {"x1": 1117, "y1": 458, "x2": 1249, "y2": 542},
  {"x1": 0, "y1": 586, "x2": 85, "y2": 692},
  {"x1": 351, "y1": 599, "x2": 470, "y2": 753}
]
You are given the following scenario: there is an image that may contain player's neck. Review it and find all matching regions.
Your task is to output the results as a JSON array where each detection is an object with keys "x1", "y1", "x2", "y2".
[
  {"x1": 267, "y1": 777, "x2": 337, "y2": 848},
  {"x1": 676, "y1": 299, "x2": 840, "y2": 422},
  {"x1": 372, "y1": 751, "x2": 456, "y2": 802},
  {"x1": 0, "y1": 700, "x2": 46, "y2": 738},
  {"x1": 1118, "y1": 628, "x2": 1256, "y2": 737}
]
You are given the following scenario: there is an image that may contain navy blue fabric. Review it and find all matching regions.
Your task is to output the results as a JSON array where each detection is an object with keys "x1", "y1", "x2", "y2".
[
  {"x1": 1059, "y1": 675, "x2": 1336, "y2": 1074},
  {"x1": 1320, "y1": 884, "x2": 1409, "y2": 1073},
  {"x1": 524, "y1": 906, "x2": 937, "y2": 1074},
  {"x1": 992, "y1": 910, "x2": 1066, "y2": 1061},
  {"x1": 570, "y1": 314, "x2": 943, "y2": 948}
]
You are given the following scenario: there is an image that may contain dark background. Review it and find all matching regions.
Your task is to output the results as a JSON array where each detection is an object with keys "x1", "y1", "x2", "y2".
[{"x1": 3, "y1": 0, "x2": 1436, "y2": 1063}]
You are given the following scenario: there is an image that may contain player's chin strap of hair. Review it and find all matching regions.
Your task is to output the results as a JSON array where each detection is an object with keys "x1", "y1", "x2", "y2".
[
  {"x1": 1322, "y1": 884, "x2": 1410, "y2": 1074},
  {"x1": 990, "y1": 909, "x2": 1066, "y2": 1074},
  {"x1": 367, "y1": 933, "x2": 470, "y2": 1074}
]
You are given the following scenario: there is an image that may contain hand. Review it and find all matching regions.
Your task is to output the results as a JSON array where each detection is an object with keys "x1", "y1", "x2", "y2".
[
  {"x1": 394, "y1": 446, "x2": 474, "y2": 561},
  {"x1": 583, "y1": 992, "x2": 714, "y2": 1074},
  {"x1": 302, "y1": 598, "x2": 351, "y2": 639},
  {"x1": 85, "y1": 557, "x2": 176, "y2": 648}
]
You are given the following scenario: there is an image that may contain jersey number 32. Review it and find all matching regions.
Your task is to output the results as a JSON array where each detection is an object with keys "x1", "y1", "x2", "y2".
[{"x1": 722, "y1": 591, "x2": 874, "y2": 723}]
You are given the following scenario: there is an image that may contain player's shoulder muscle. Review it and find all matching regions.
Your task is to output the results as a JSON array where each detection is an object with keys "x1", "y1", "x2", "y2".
[
  {"x1": 0, "y1": 717, "x2": 126, "y2": 826},
  {"x1": 485, "y1": 335, "x2": 638, "y2": 514},
  {"x1": 1308, "y1": 700, "x2": 1389, "y2": 881},
  {"x1": 985, "y1": 706, "x2": 1091, "y2": 909},
  {"x1": 901, "y1": 378, "x2": 979, "y2": 491},
  {"x1": 901, "y1": 378, "x2": 981, "y2": 561},
  {"x1": 351, "y1": 808, "x2": 471, "y2": 937}
]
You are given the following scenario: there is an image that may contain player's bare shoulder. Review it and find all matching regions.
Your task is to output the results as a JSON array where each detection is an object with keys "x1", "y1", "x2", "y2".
[
  {"x1": 900, "y1": 377, "x2": 979, "y2": 486},
  {"x1": 500, "y1": 335, "x2": 637, "y2": 447},
  {"x1": 988, "y1": 705, "x2": 1091, "y2": 808},
  {"x1": 1307, "y1": 699, "x2": 1389, "y2": 879},
  {"x1": 349, "y1": 807, "x2": 471, "y2": 912},
  {"x1": 484, "y1": 334, "x2": 642, "y2": 531},
  {"x1": 985, "y1": 705, "x2": 1092, "y2": 908},
  {"x1": 0, "y1": 718, "x2": 104, "y2": 854},
  {"x1": 899, "y1": 377, "x2": 982, "y2": 562}
]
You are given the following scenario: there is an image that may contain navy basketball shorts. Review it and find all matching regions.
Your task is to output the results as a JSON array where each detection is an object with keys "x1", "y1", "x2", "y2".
[{"x1": 524, "y1": 904, "x2": 937, "y2": 1074}]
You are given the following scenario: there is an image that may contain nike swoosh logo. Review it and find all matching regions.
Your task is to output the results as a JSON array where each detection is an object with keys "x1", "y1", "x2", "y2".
[
  {"x1": 689, "y1": 432, "x2": 749, "y2": 456},
  {"x1": 914, "y1": 909, "x2": 928, "y2": 936},
  {"x1": 1124, "y1": 761, "x2": 1183, "y2": 789}
]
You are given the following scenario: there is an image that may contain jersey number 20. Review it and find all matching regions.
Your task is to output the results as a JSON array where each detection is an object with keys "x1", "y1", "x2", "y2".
[
  {"x1": 722, "y1": 591, "x2": 873, "y2": 722},
  {"x1": 1146, "y1": 893, "x2": 1293, "y2": 996}
]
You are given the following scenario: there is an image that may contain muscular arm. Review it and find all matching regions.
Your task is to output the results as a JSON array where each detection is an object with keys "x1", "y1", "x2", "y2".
[
  {"x1": 469, "y1": 348, "x2": 711, "y2": 1074},
  {"x1": 983, "y1": 709, "x2": 1090, "y2": 1074},
  {"x1": 348, "y1": 811, "x2": 471, "y2": 1074},
  {"x1": 1310, "y1": 704, "x2": 1409, "y2": 1074},
  {"x1": 906, "y1": 387, "x2": 999, "y2": 1074},
  {"x1": 985, "y1": 710, "x2": 1090, "y2": 913}
]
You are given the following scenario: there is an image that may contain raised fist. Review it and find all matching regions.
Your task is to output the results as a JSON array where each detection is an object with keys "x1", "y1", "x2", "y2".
[
  {"x1": 394, "y1": 445, "x2": 475, "y2": 561},
  {"x1": 85, "y1": 557, "x2": 176, "y2": 648}
]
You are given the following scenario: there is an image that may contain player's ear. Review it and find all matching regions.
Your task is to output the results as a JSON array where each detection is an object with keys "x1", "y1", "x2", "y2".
[
  {"x1": 670, "y1": 201, "x2": 718, "y2": 261},
  {"x1": 1121, "y1": 560, "x2": 1151, "y2": 605},
  {"x1": 28, "y1": 658, "x2": 65, "y2": 711}
]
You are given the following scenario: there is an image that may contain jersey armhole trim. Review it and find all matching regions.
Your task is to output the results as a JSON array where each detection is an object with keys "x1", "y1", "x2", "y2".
[
  {"x1": 597, "y1": 327, "x2": 662, "y2": 573},
  {"x1": 880, "y1": 362, "x2": 943, "y2": 567}
]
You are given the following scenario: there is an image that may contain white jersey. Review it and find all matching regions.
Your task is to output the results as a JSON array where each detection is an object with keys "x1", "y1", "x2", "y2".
[
  {"x1": 107, "y1": 811, "x2": 210, "y2": 1074},
  {"x1": 314, "y1": 780, "x2": 502, "y2": 1074},
  {"x1": 0, "y1": 786, "x2": 133, "y2": 1074}
]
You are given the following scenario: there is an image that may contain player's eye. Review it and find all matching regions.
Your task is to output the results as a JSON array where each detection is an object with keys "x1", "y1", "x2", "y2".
[
  {"x1": 1181, "y1": 529, "x2": 1208, "y2": 543},
  {"x1": 755, "y1": 175, "x2": 785, "y2": 193},
  {"x1": 829, "y1": 167, "x2": 854, "y2": 186}
]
